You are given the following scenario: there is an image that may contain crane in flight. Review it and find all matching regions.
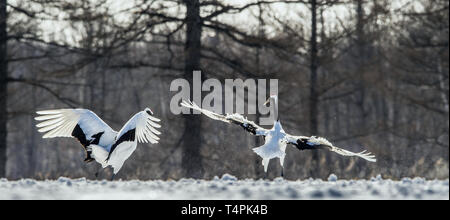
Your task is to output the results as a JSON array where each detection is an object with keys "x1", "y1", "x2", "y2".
[{"x1": 181, "y1": 95, "x2": 375, "y2": 177}]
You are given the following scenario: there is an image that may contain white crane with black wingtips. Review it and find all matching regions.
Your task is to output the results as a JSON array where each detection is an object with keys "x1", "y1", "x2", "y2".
[
  {"x1": 181, "y1": 95, "x2": 375, "y2": 177},
  {"x1": 35, "y1": 108, "x2": 161, "y2": 180}
]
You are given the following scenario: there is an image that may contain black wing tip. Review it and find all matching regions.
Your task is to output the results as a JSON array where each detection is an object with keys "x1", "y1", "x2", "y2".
[
  {"x1": 241, "y1": 123, "x2": 257, "y2": 135},
  {"x1": 295, "y1": 138, "x2": 316, "y2": 151}
]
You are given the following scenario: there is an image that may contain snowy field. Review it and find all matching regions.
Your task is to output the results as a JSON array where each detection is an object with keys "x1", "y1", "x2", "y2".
[{"x1": 0, "y1": 174, "x2": 448, "y2": 200}]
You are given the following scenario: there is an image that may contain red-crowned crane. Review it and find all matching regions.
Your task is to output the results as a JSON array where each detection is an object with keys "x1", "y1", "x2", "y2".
[
  {"x1": 181, "y1": 95, "x2": 375, "y2": 177},
  {"x1": 35, "y1": 108, "x2": 161, "y2": 180}
]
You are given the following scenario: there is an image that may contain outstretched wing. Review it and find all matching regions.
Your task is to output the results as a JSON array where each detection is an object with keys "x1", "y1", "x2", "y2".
[
  {"x1": 285, "y1": 134, "x2": 376, "y2": 162},
  {"x1": 181, "y1": 100, "x2": 267, "y2": 136},
  {"x1": 107, "y1": 109, "x2": 161, "y2": 161},
  {"x1": 35, "y1": 109, "x2": 115, "y2": 148}
]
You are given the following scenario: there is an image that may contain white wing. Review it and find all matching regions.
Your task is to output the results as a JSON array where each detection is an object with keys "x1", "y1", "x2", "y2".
[
  {"x1": 106, "y1": 109, "x2": 161, "y2": 161},
  {"x1": 107, "y1": 142, "x2": 137, "y2": 174},
  {"x1": 181, "y1": 100, "x2": 267, "y2": 136},
  {"x1": 35, "y1": 109, "x2": 115, "y2": 146},
  {"x1": 285, "y1": 134, "x2": 376, "y2": 162},
  {"x1": 117, "y1": 110, "x2": 161, "y2": 144}
]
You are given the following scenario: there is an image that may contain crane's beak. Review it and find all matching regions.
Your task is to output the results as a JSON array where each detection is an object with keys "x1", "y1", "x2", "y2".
[{"x1": 264, "y1": 98, "x2": 270, "y2": 106}]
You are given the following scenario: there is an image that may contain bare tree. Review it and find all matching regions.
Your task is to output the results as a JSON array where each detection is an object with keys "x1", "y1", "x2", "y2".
[
  {"x1": 181, "y1": 0, "x2": 204, "y2": 178},
  {"x1": 0, "y1": 0, "x2": 7, "y2": 177}
]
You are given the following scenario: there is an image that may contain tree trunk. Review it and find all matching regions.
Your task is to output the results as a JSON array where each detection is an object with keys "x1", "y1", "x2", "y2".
[
  {"x1": 355, "y1": 0, "x2": 367, "y2": 129},
  {"x1": 309, "y1": 0, "x2": 318, "y2": 136},
  {"x1": 309, "y1": 0, "x2": 319, "y2": 175},
  {"x1": 0, "y1": 0, "x2": 7, "y2": 177},
  {"x1": 254, "y1": 2, "x2": 264, "y2": 178},
  {"x1": 182, "y1": 0, "x2": 204, "y2": 178},
  {"x1": 28, "y1": 71, "x2": 37, "y2": 177}
]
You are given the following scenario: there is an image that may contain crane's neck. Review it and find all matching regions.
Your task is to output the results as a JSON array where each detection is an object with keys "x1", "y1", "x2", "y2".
[{"x1": 270, "y1": 97, "x2": 279, "y2": 122}]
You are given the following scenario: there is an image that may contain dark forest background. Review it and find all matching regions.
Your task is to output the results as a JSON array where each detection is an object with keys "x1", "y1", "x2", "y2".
[{"x1": 0, "y1": 0, "x2": 448, "y2": 180}]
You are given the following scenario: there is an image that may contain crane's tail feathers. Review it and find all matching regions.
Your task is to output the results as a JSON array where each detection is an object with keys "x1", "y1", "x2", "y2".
[
  {"x1": 253, "y1": 145, "x2": 285, "y2": 173},
  {"x1": 253, "y1": 146, "x2": 285, "y2": 159}
]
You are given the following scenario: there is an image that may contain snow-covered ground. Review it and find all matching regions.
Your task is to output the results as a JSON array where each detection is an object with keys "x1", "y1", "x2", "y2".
[{"x1": 0, "y1": 174, "x2": 448, "y2": 200}]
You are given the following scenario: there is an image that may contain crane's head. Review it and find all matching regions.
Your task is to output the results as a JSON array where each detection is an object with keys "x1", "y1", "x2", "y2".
[
  {"x1": 145, "y1": 107, "x2": 154, "y2": 115},
  {"x1": 264, "y1": 94, "x2": 279, "y2": 122},
  {"x1": 264, "y1": 94, "x2": 278, "y2": 106}
]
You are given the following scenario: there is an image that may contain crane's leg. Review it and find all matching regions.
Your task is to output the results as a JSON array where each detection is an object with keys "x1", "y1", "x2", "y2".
[
  {"x1": 84, "y1": 149, "x2": 94, "y2": 163},
  {"x1": 262, "y1": 158, "x2": 269, "y2": 180},
  {"x1": 110, "y1": 174, "x2": 116, "y2": 181},
  {"x1": 280, "y1": 156, "x2": 285, "y2": 178}
]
